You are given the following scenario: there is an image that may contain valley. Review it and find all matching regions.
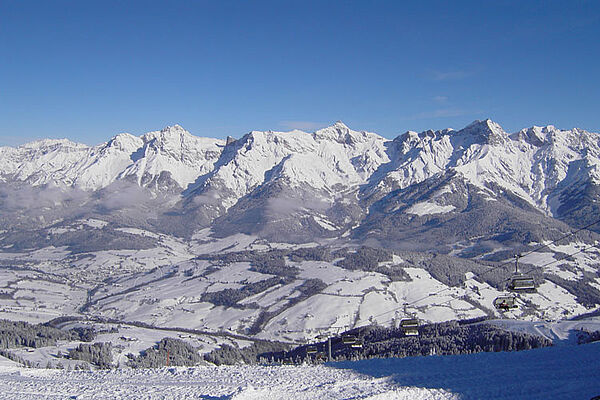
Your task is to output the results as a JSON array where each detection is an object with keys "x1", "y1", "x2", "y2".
[{"x1": 0, "y1": 120, "x2": 599, "y2": 372}]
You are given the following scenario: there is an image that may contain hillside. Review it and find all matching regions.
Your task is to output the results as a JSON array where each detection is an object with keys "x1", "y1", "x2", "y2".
[{"x1": 0, "y1": 120, "x2": 599, "y2": 367}]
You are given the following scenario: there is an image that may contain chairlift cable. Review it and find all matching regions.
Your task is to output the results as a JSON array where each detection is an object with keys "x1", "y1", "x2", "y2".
[
  {"x1": 370, "y1": 242, "x2": 600, "y2": 328},
  {"x1": 334, "y1": 222, "x2": 600, "y2": 329},
  {"x1": 519, "y1": 217, "x2": 600, "y2": 257},
  {"x1": 471, "y1": 217, "x2": 600, "y2": 275},
  {"x1": 505, "y1": 242, "x2": 600, "y2": 285},
  {"x1": 306, "y1": 218, "x2": 600, "y2": 335}
]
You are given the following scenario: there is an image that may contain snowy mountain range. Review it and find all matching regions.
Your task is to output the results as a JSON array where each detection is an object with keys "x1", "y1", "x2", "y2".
[
  {"x1": 1, "y1": 120, "x2": 599, "y2": 244},
  {"x1": 1, "y1": 120, "x2": 600, "y2": 348}
]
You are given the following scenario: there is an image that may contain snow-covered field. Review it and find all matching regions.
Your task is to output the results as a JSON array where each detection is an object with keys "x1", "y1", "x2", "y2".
[
  {"x1": 1, "y1": 342, "x2": 598, "y2": 400},
  {"x1": 1, "y1": 234, "x2": 598, "y2": 344}
]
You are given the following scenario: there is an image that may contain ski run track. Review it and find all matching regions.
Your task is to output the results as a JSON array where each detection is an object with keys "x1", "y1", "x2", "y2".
[{"x1": 0, "y1": 341, "x2": 598, "y2": 400}]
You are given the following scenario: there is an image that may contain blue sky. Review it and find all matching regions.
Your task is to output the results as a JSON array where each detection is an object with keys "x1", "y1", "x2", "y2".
[{"x1": 1, "y1": 0, "x2": 599, "y2": 146}]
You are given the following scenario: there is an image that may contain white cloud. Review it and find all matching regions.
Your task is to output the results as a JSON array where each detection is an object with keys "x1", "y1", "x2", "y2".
[
  {"x1": 430, "y1": 70, "x2": 471, "y2": 81},
  {"x1": 266, "y1": 194, "x2": 329, "y2": 216},
  {"x1": 99, "y1": 183, "x2": 152, "y2": 211}
]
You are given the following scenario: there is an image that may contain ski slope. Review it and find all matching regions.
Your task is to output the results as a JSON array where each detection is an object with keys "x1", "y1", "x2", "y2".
[
  {"x1": 0, "y1": 364, "x2": 452, "y2": 400},
  {"x1": 487, "y1": 316, "x2": 600, "y2": 344},
  {"x1": 0, "y1": 342, "x2": 598, "y2": 399},
  {"x1": 334, "y1": 341, "x2": 600, "y2": 400}
]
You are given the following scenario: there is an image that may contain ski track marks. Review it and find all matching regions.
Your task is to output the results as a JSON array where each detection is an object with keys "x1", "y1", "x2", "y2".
[
  {"x1": 0, "y1": 365, "x2": 453, "y2": 400},
  {"x1": 1, "y1": 342, "x2": 599, "y2": 399}
]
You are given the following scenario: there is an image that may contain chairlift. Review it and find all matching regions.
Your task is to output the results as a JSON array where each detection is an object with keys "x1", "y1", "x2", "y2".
[
  {"x1": 508, "y1": 275, "x2": 536, "y2": 292},
  {"x1": 342, "y1": 334, "x2": 357, "y2": 344},
  {"x1": 493, "y1": 295, "x2": 517, "y2": 311},
  {"x1": 400, "y1": 318, "x2": 419, "y2": 328},
  {"x1": 400, "y1": 318, "x2": 420, "y2": 336},
  {"x1": 508, "y1": 255, "x2": 536, "y2": 293},
  {"x1": 403, "y1": 327, "x2": 419, "y2": 336},
  {"x1": 350, "y1": 339, "x2": 363, "y2": 349},
  {"x1": 306, "y1": 345, "x2": 318, "y2": 354}
]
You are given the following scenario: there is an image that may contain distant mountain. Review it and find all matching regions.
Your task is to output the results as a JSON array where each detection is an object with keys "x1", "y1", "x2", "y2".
[
  {"x1": 0, "y1": 125, "x2": 224, "y2": 191},
  {"x1": 1, "y1": 119, "x2": 599, "y2": 247},
  {"x1": 1, "y1": 120, "x2": 600, "y2": 344}
]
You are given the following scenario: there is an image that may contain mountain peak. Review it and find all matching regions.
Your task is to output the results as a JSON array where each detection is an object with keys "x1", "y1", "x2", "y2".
[
  {"x1": 459, "y1": 119, "x2": 506, "y2": 145},
  {"x1": 106, "y1": 132, "x2": 143, "y2": 152},
  {"x1": 513, "y1": 126, "x2": 548, "y2": 147},
  {"x1": 332, "y1": 120, "x2": 349, "y2": 129},
  {"x1": 159, "y1": 124, "x2": 187, "y2": 135},
  {"x1": 142, "y1": 124, "x2": 192, "y2": 144},
  {"x1": 314, "y1": 120, "x2": 351, "y2": 134},
  {"x1": 464, "y1": 118, "x2": 497, "y2": 130},
  {"x1": 20, "y1": 138, "x2": 86, "y2": 150}
]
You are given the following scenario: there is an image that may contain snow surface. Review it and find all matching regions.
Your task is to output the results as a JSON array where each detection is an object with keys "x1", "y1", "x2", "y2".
[
  {"x1": 1, "y1": 342, "x2": 598, "y2": 399},
  {"x1": 1, "y1": 236, "x2": 594, "y2": 341},
  {"x1": 334, "y1": 341, "x2": 600, "y2": 400},
  {"x1": 0, "y1": 364, "x2": 454, "y2": 400},
  {"x1": 487, "y1": 316, "x2": 600, "y2": 344},
  {"x1": 406, "y1": 202, "x2": 455, "y2": 216},
  {"x1": 2, "y1": 120, "x2": 600, "y2": 221}
]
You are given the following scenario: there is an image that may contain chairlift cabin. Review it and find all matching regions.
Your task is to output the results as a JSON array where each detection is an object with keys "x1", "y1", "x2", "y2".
[
  {"x1": 508, "y1": 254, "x2": 536, "y2": 293},
  {"x1": 403, "y1": 327, "x2": 419, "y2": 336},
  {"x1": 400, "y1": 318, "x2": 420, "y2": 336},
  {"x1": 493, "y1": 296, "x2": 517, "y2": 311},
  {"x1": 306, "y1": 345, "x2": 318, "y2": 354},
  {"x1": 342, "y1": 334, "x2": 357, "y2": 344},
  {"x1": 508, "y1": 275, "x2": 536, "y2": 293},
  {"x1": 400, "y1": 318, "x2": 419, "y2": 328},
  {"x1": 350, "y1": 339, "x2": 363, "y2": 349}
]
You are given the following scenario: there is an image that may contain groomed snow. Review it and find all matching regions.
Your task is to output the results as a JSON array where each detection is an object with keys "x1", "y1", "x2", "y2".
[
  {"x1": 0, "y1": 364, "x2": 455, "y2": 400},
  {"x1": 1, "y1": 342, "x2": 598, "y2": 399},
  {"x1": 334, "y1": 341, "x2": 600, "y2": 400}
]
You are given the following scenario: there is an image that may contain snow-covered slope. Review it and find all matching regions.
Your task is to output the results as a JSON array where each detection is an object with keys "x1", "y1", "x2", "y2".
[
  {"x1": 0, "y1": 125, "x2": 224, "y2": 191},
  {"x1": 0, "y1": 222, "x2": 597, "y2": 344},
  {"x1": 1, "y1": 341, "x2": 598, "y2": 399},
  {"x1": 189, "y1": 121, "x2": 389, "y2": 208},
  {"x1": 1, "y1": 121, "x2": 600, "y2": 348},
  {"x1": 368, "y1": 119, "x2": 600, "y2": 215},
  {"x1": 2, "y1": 120, "x2": 599, "y2": 239}
]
